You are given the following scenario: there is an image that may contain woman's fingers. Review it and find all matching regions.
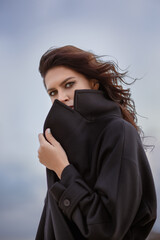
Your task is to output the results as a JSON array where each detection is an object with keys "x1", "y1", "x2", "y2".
[
  {"x1": 37, "y1": 129, "x2": 69, "y2": 178},
  {"x1": 45, "y1": 128, "x2": 59, "y2": 146},
  {"x1": 38, "y1": 129, "x2": 58, "y2": 147},
  {"x1": 38, "y1": 133, "x2": 45, "y2": 145}
]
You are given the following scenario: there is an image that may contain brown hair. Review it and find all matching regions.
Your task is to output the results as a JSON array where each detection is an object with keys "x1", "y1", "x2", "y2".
[{"x1": 39, "y1": 45, "x2": 139, "y2": 132}]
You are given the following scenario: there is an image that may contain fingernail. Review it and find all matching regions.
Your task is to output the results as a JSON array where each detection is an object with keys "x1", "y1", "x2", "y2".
[{"x1": 47, "y1": 128, "x2": 51, "y2": 134}]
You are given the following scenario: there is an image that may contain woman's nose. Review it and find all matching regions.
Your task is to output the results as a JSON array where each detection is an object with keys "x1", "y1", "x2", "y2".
[{"x1": 58, "y1": 92, "x2": 69, "y2": 103}]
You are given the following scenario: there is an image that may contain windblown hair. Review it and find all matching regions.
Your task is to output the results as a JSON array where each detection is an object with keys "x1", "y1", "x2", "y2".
[{"x1": 39, "y1": 45, "x2": 140, "y2": 132}]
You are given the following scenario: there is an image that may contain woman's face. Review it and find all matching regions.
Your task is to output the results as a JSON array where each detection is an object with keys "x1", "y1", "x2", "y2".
[{"x1": 44, "y1": 66, "x2": 99, "y2": 108}]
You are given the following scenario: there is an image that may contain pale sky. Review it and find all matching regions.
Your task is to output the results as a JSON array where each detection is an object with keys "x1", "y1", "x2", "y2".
[{"x1": 0, "y1": 0, "x2": 160, "y2": 239}]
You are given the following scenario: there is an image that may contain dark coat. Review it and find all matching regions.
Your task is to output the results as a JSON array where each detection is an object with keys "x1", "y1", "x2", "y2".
[{"x1": 36, "y1": 89, "x2": 157, "y2": 240}]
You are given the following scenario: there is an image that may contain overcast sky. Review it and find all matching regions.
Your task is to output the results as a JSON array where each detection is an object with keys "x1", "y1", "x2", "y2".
[{"x1": 0, "y1": 0, "x2": 160, "y2": 239}]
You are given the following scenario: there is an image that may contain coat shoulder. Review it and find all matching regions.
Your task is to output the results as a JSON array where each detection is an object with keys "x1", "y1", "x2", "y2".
[{"x1": 100, "y1": 116, "x2": 139, "y2": 141}]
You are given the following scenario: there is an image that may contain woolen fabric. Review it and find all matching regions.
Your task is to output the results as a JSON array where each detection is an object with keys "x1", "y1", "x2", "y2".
[{"x1": 35, "y1": 89, "x2": 157, "y2": 240}]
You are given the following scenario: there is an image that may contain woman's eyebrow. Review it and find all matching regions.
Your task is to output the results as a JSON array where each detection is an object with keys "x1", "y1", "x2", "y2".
[{"x1": 47, "y1": 77, "x2": 75, "y2": 93}]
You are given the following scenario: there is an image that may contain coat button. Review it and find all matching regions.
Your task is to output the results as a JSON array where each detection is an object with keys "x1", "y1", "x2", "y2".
[{"x1": 63, "y1": 199, "x2": 70, "y2": 207}]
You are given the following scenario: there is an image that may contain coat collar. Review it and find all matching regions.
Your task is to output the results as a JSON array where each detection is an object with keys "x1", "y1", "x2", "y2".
[
  {"x1": 43, "y1": 89, "x2": 122, "y2": 139},
  {"x1": 51, "y1": 89, "x2": 122, "y2": 121},
  {"x1": 73, "y1": 89, "x2": 121, "y2": 119}
]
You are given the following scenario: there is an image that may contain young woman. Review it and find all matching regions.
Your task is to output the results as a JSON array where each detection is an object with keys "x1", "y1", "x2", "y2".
[{"x1": 36, "y1": 45, "x2": 157, "y2": 240}]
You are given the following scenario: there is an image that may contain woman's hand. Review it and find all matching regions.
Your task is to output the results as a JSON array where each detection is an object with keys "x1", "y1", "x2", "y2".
[{"x1": 38, "y1": 128, "x2": 70, "y2": 179}]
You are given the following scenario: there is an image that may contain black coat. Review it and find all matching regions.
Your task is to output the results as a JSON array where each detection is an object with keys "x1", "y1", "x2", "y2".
[{"x1": 36, "y1": 89, "x2": 157, "y2": 240}]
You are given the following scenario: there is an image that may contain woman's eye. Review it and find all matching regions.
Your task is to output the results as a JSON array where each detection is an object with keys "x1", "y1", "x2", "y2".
[
  {"x1": 65, "y1": 82, "x2": 74, "y2": 88},
  {"x1": 49, "y1": 91, "x2": 56, "y2": 97}
]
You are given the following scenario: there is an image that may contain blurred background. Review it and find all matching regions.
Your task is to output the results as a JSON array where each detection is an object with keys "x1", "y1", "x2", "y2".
[{"x1": 0, "y1": 0, "x2": 159, "y2": 239}]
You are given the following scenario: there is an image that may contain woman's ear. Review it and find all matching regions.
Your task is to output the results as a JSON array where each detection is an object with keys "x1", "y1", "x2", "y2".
[{"x1": 90, "y1": 79, "x2": 99, "y2": 90}]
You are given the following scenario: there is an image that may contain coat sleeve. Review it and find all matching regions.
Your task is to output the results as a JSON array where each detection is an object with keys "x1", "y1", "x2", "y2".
[{"x1": 48, "y1": 120, "x2": 154, "y2": 240}]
